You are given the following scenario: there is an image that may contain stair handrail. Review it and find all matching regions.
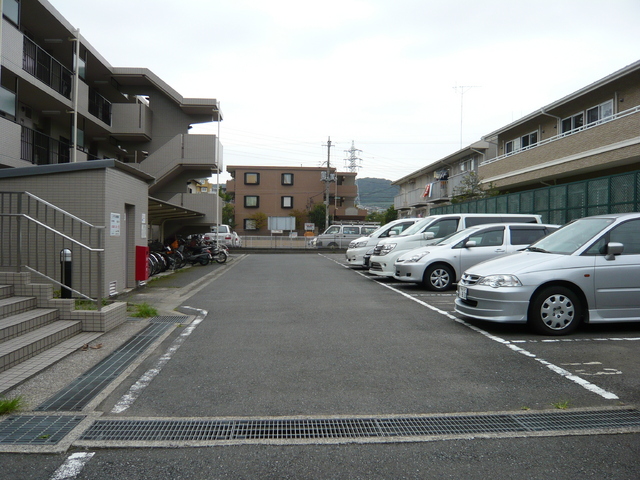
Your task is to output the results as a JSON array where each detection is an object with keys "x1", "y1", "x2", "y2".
[{"x1": 1, "y1": 191, "x2": 105, "y2": 311}]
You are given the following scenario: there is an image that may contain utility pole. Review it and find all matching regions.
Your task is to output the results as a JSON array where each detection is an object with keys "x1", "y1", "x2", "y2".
[
  {"x1": 453, "y1": 84, "x2": 480, "y2": 149},
  {"x1": 344, "y1": 140, "x2": 363, "y2": 205},
  {"x1": 322, "y1": 137, "x2": 335, "y2": 230}
]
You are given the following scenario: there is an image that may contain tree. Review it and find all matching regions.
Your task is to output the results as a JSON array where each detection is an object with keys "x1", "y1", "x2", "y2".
[
  {"x1": 289, "y1": 209, "x2": 307, "y2": 231},
  {"x1": 451, "y1": 171, "x2": 499, "y2": 204},
  {"x1": 248, "y1": 211, "x2": 268, "y2": 231},
  {"x1": 308, "y1": 203, "x2": 327, "y2": 231}
]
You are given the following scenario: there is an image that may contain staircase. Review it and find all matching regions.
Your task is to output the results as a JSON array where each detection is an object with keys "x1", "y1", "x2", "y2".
[{"x1": 0, "y1": 276, "x2": 104, "y2": 395}]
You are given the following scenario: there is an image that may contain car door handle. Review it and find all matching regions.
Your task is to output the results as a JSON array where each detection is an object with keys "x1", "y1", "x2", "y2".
[{"x1": 495, "y1": 249, "x2": 506, "y2": 253}]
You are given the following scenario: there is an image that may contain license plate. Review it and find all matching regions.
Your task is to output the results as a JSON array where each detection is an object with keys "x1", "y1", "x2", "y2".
[{"x1": 458, "y1": 286, "x2": 468, "y2": 300}]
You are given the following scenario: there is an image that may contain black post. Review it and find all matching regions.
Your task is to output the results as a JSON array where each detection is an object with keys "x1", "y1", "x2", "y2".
[{"x1": 60, "y1": 248, "x2": 72, "y2": 299}]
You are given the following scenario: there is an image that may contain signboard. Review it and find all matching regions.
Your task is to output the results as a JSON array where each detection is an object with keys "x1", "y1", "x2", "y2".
[
  {"x1": 110, "y1": 213, "x2": 121, "y2": 236},
  {"x1": 304, "y1": 223, "x2": 315, "y2": 231}
]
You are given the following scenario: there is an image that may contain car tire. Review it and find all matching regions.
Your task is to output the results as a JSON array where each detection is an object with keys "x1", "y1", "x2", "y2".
[
  {"x1": 423, "y1": 264, "x2": 454, "y2": 291},
  {"x1": 327, "y1": 242, "x2": 338, "y2": 248},
  {"x1": 528, "y1": 286, "x2": 582, "y2": 335}
]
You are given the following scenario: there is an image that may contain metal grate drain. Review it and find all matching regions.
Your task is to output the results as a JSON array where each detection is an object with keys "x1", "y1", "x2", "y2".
[
  {"x1": 0, "y1": 415, "x2": 85, "y2": 445},
  {"x1": 149, "y1": 316, "x2": 189, "y2": 324},
  {"x1": 79, "y1": 409, "x2": 640, "y2": 442},
  {"x1": 36, "y1": 322, "x2": 176, "y2": 412}
]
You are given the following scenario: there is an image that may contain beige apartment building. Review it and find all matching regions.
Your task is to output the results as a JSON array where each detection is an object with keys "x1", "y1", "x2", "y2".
[
  {"x1": 394, "y1": 60, "x2": 640, "y2": 219},
  {"x1": 226, "y1": 166, "x2": 367, "y2": 235}
]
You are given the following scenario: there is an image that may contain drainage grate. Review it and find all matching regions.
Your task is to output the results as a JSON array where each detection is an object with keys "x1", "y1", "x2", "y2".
[
  {"x1": 0, "y1": 415, "x2": 85, "y2": 445},
  {"x1": 149, "y1": 316, "x2": 189, "y2": 324},
  {"x1": 79, "y1": 409, "x2": 640, "y2": 442},
  {"x1": 36, "y1": 322, "x2": 175, "y2": 412}
]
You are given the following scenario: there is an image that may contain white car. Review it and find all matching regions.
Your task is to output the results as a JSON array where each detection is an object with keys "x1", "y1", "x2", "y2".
[
  {"x1": 345, "y1": 218, "x2": 420, "y2": 267},
  {"x1": 393, "y1": 223, "x2": 558, "y2": 291},
  {"x1": 455, "y1": 213, "x2": 640, "y2": 335},
  {"x1": 203, "y1": 225, "x2": 242, "y2": 247}
]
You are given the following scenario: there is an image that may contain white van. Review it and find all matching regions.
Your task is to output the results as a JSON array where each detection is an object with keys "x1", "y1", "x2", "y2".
[
  {"x1": 314, "y1": 223, "x2": 380, "y2": 248},
  {"x1": 345, "y1": 218, "x2": 420, "y2": 267},
  {"x1": 369, "y1": 213, "x2": 542, "y2": 277}
]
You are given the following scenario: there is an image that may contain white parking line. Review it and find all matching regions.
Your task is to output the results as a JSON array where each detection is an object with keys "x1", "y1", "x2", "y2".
[
  {"x1": 331, "y1": 257, "x2": 620, "y2": 401},
  {"x1": 110, "y1": 307, "x2": 207, "y2": 414},
  {"x1": 50, "y1": 452, "x2": 95, "y2": 480}
]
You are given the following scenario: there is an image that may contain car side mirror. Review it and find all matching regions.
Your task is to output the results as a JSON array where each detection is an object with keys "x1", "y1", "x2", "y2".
[
  {"x1": 422, "y1": 232, "x2": 435, "y2": 240},
  {"x1": 605, "y1": 242, "x2": 624, "y2": 260},
  {"x1": 464, "y1": 240, "x2": 477, "y2": 248},
  {"x1": 389, "y1": 231, "x2": 397, "y2": 236}
]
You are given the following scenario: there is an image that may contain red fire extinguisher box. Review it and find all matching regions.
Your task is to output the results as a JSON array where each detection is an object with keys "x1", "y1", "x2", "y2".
[{"x1": 135, "y1": 245, "x2": 149, "y2": 281}]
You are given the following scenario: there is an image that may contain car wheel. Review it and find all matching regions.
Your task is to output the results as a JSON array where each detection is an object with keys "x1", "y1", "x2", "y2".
[
  {"x1": 528, "y1": 286, "x2": 582, "y2": 335},
  {"x1": 423, "y1": 264, "x2": 454, "y2": 291},
  {"x1": 327, "y1": 242, "x2": 338, "y2": 248}
]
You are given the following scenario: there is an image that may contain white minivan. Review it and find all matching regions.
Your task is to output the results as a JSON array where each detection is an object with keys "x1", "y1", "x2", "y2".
[
  {"x1": 369, "y1": 213, "x2": 542, "y2": 277},
  {"x1": 345, "y1": 218, "x2": 420, "y2": 267}
]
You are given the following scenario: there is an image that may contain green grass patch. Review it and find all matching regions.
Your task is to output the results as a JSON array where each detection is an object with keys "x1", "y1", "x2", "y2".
[
  {"x1": 129, "y1": 302, "x2": 159, "y2": 318},
  {"x1": 74, "y1": 298, "x2": 111, "y2": 310},
  {"x1": 552, "y1": 400, "x2": 571, "y2": 409},
  {"x1": 0, "y1": 396, "x2": 25, "y2": 415}
]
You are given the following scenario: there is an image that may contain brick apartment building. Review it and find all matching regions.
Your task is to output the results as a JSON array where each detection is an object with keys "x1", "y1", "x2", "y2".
[{"x1": 226, "y1": 165, "x2": 367, "y2": 236}]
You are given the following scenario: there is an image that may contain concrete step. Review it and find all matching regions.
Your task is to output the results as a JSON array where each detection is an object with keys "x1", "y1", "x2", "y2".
[
  {"x1": 0, "y1": 320, "x2": 83, "y2": 374},
  {"x1": 0, "y1": 308, "x2": 60, "y2": 344},
  {"x1": 0, "y1": 295, "x2": 37, "y2": 320},
  {"x1": 0, "y1": 285, "x2": 13, "y2": 300}
]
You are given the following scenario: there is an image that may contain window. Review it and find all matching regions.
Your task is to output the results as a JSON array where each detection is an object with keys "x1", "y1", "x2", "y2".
[
  {"x1": 244, "y1": 195, "x2": 259, "y2": 208},
  {"x1": 562, "y1": 112, "x2": 584, "y2": 134},
  {"x1": 587, "y1": 100, "x2": 614, "y2": 125},
  {"x1": 200, "y1": 187, "x2": 208, "y2": 192},
  {"x1": 281, "y1": 196, "x2": 293, "y2": 208},
  {"x1": 505, "y1": 139, "x2": 519, "y2": 154},
  {"x1": 244, "y1": 172, "x2": 260, "y2": 185},
  {"x1": 467, "y1": 228, "x2": 504, "y2": 247},
  {"x1": 460, "y1": 157, "x2": 475, "y2": 173},
  {"x1": 424, "y1": 218, "x2": 459, "y2": 238},
  {"x1": 282, "y1": 173, "x2": 294, "y2": 185},
  {"x1": 521, "y1": 131, "x2": 538, "y2": 149},
  {"x1": 343, "y1": 227, "x2": 359, "y2": 235},
  {"x1": 4, "y1": 0, "x2": 20, "y2": 26},
  {"x1": 244, "y1": 219, "x2": 257, "y2": 230},
  {"x1": 510, "y1": 227, "x2": 549, "y2": 245}
]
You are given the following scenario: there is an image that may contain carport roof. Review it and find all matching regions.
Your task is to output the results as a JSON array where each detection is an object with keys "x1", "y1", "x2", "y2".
[{"x1": 148, "y1": 197, "x2": 204, "y2": 224}]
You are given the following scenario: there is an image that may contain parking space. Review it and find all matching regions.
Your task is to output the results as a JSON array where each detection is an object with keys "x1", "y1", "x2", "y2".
[{"x1": 336, "y1": 255, "x2": 640, "y2": 407}]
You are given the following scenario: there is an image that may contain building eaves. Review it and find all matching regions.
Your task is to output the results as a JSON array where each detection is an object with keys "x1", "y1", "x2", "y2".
[
  {"x1": 111, "y1": 68, "x2": 222, "y2": 120},
  {"x1": 0, "y1": 159, "x2": 155, "y2": 183},
  {"x1": 483, "y1": 59, "x2": 640, "y2": 139},
  {"x1": 148, "y1": 197, "x2": 204, "y2": 225}
]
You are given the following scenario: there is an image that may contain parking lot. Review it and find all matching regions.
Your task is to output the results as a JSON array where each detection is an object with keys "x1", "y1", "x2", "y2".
[{"x1": 332, "y1": 253, "x2": 640, "y2": 409}]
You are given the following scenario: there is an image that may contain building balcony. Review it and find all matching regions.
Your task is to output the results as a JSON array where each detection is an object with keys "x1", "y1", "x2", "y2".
[
  {"x1": 111, "y1": 102, "x2": 153, "y2": 142},
  {"x1": 481, "y1": 105, "x2": 640, "y2": 189},
  {"x1": 394, "y1": 182, "x2": 449, "y2": 210}
]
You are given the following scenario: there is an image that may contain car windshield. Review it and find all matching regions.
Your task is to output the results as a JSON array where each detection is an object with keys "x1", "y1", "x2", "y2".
[
  {"x1": 400, "y1": 217, "x2": 436, "y2": 236},
  {"x1": 528, "y1": 217, "x2": 614, "y2": 254}
]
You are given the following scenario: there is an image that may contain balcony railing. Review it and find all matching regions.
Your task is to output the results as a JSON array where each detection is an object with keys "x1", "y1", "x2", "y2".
[
  {"x1": 22, "y1": 37, "x2": 73, "y2": 99},
  {"x1": 482, "y1": 105, "x2": 640, "y2": 167},
  {"x1": 21, "y1": 125, "x2": 71, "y2": 165},
  {"x1": 88, "y1": 88, "x2": 112, "y2": 125}
]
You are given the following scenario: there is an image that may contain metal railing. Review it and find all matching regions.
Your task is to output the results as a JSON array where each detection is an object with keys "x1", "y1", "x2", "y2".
[
  {"x1": 481, "y1": 105, "x2": 640, "y2": 166},
  {"x1": 0, "y1": 192, "x2": 105, "y2": 310},
  {"x1": 21, "y1": 125, "x2": 71, "y2": 165},
  {"x1": 240, "y1": 235, "x2": 317, "y2": 249},
  {"x1": 22, "y1": 37, "x2": 73, "y2": 99}
]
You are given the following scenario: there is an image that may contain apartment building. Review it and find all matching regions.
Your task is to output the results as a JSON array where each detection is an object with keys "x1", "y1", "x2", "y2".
[
  {"x1": 226, "y1": 165, "x2": 367, "y2": 235},
  {"x1": 394, "y1": 60, "x2": 640, "y2": 218},
  {"x1": 0, "y1": 0, "x2": 222, "y2": 243},
  {"x1": 393, "y1": 140, "x2": 494, "y2": 218}
]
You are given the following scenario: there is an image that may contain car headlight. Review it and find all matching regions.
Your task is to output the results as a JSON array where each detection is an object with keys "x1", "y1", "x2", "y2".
[
  {"x1": 404, "y1": 251, "x2": 429, "y2": 263},
  {"x1": 380, "y1": 244, "x2": 396, "y2": 255},
  {"x1": 477, "y1": 274, "x2": 522, "y2": 288},
  {"x1": 354, "y1": 240, "x2": 368, "y2": 248}
]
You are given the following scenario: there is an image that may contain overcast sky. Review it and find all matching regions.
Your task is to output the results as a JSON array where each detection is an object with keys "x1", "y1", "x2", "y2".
[{"x1": 50, "y1": 0, "x2": 640, "y2": 182}]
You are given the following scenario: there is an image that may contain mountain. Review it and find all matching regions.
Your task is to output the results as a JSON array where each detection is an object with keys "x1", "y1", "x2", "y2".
[{"x1": 356, "y1": 177, "x2": 398, "y2": 208}]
